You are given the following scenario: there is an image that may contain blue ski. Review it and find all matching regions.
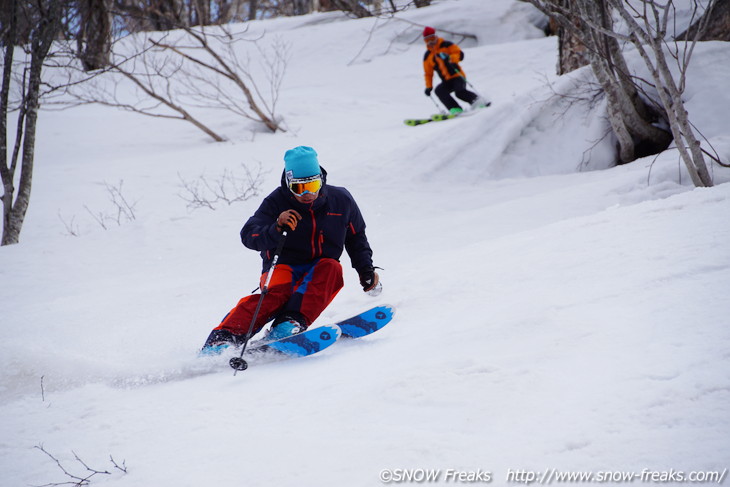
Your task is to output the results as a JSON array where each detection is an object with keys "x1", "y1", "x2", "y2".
[
  {"x1": 248, "y1": 324, "x2": 341, "y2": 358},
  {"x1": 214, "y1": 305, "x2": 395, "y2": 370},
  {"x1": 333, "y1": 305, "x2": 395, "y2": 338}
]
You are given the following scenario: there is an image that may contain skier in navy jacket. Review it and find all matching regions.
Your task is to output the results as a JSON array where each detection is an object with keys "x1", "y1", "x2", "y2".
[{"x1": 201, "y1": 146, "x2": 380, "y2": 353}]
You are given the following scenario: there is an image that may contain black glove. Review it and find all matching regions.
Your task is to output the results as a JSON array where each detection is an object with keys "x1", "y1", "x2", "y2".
[
  {"x1": 359, "y1": 268, "x2": 380, "y2": 292},
  {"x1": 424, "y1": 87, "x2": 432, "y2": 97}
]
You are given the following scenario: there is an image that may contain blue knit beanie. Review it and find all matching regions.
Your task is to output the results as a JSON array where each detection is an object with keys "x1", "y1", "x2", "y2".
[{"x1": 284, "y1": 146, "x2": 321, "y2": 179}]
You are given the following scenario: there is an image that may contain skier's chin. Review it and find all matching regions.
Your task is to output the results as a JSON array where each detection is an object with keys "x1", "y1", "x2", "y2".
[{"x1": 296, "y1": 194, "x2": 318, "y2": 204}]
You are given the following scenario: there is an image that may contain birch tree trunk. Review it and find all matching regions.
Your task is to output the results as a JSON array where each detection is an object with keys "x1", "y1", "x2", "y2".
[
  {"x1": 678, "y1": 0, "x2": 730, "y2": 41},
  {"x1": 77, "y1": 0, "x2": 114, "y2": 71},
  {"x1": 529, "y1": 0, "x2": 715, "y2": 186},
  {"x1": 527, "y1": 0, "x2": 674, "y2": 164},
  {"x1": 1, "y1": 0, "x2": 63, "y2": 245},
  {"x1": 608, "y1": 0, "x2": 714, "y2": 186}
]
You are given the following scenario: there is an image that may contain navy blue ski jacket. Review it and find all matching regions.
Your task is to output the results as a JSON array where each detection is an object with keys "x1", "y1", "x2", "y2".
[{"x1": 240, "y1": 167, "x2": 374, "y2": 275}]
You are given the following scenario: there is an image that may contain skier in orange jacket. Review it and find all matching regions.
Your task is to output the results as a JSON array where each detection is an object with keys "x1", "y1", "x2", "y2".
[{"x1": 422, "y1": 26, "x2": 488, "y2": 115}]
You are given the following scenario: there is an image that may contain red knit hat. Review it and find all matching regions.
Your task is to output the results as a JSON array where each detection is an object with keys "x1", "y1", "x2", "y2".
[{"x1": 423, "y1": 26, "x2": 436, "y2": 37}]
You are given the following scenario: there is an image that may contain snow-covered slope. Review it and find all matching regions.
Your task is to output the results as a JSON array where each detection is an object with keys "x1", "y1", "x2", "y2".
[{"x1": 1, "y1": 1, "x2": 729, "y2": 486}]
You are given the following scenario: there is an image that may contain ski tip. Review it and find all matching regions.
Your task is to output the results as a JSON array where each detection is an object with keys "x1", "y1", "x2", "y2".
[
  {"x1": 335, "y1": 305, "x2": 396, "y2": 339},
  {"x1": 366, "y1": 304, "x2": 396, "y2": 323},
  {"x1": 364, "y1": 304, "x2": 395, "y2": 318},
  {"x1": 378, "y1": 304, "x2": 396, "y2": 316}
]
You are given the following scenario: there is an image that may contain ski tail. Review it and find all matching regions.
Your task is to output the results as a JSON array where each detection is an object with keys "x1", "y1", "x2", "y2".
[
  {"x1": 404, "y1": 118, "x2": 432, "y2": 126},
  {"x1": 253, "y1": 324, "x2": 341, "y2": 357}
]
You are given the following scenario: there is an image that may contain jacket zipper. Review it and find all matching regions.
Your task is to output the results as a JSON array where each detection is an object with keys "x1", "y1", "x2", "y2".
[{"x1": 309, "y1": 209, "x2": 317, "y2": 259}]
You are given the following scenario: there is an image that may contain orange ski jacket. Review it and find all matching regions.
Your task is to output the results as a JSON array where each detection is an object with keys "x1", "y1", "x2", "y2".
[{"x1": 423, "y1": 37, "x2": 466, "y2": 89}]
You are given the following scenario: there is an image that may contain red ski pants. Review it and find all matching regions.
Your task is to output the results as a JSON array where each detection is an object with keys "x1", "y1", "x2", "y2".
[{"x1": 214, "y1": 258, "x2": 344, "y2": 336}]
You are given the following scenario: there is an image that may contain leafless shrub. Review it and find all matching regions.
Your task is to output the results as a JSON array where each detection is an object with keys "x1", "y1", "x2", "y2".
[
  {"x1": 178, "y1": 162, "x2": 267, "y2": 211},
  {"x1": 105, "y1": 180, "x2": 137, "y2": 223},
  {"x1": 83, "y1": 180, "x2": 138, "y2": 230},
  {"x1": 59, "y1": 33, "x2": 226, "y2": 142},
  {"x1": 33, "y1": 444, "x2": 127, "y2": 487},
  {"x1": 62, "y1": 23, "x2": 289, "y2": 140},
  {"x1": 149, "y1": 25, "x2": 289, "y2": 133},
  {"x1": 58, "y1": 180, "x2": 138, "y2": 234},
  {"x1": 57, "y1": 211, "x2": 81, "y2": 237}
]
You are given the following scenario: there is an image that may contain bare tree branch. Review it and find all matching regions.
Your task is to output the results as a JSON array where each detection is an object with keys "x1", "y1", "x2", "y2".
[
  {"x1": 33, "y1": 444, "x2": 127, "y2": 487},
  {"x1": 178, "y1": 162, "x2": 267, "y2": 211},
  {"x1": 149, "y1": 24, "x2": 287, "y2": 132},
  {"x1": 527, "y1": 0, "x2": 715, "y2": 186}
]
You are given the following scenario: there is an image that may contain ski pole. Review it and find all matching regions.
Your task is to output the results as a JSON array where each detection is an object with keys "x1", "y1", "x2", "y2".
[
  {"x1": 230, "y1": 229, "x2": 288, "y2": 374},
  {"x1": 456, "y1": 69, "x2": 488, "y2": 103},
  {"x1": 428, "y1": 91, "x2": 446, "y2": 114}
]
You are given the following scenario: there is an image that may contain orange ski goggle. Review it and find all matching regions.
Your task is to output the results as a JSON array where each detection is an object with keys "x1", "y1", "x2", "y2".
[{"x1": 288, "y1": 175, "x2": 322, "y2": 196}]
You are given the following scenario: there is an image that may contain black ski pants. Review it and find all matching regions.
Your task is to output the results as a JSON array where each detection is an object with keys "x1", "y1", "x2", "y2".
[{"x1": 435, "y1": 77, "x2": 478, "y2": 110}]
